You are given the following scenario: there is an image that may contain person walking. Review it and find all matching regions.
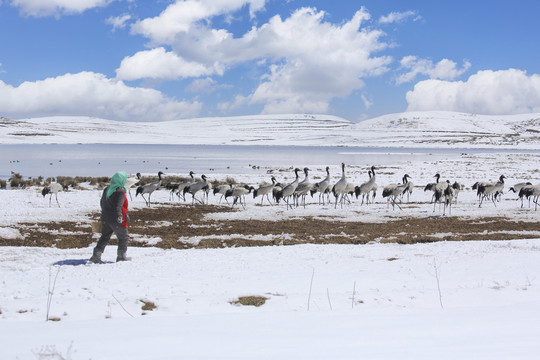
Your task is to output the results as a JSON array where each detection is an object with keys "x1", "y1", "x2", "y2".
[{"x1": 90, "y1": 171, "x2": 131, "y2": 263}]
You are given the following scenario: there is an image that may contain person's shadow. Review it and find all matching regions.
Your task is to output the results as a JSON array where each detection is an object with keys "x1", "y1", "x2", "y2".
[{"x1": 52, "y1": 259, "x2": 113, "y2": 266}]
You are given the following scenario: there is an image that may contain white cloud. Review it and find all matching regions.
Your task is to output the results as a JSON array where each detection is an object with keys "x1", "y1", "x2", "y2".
[
  {"x1": 243, "y1": 8, "x2": 391, "y2": 114},
  {"x1": 406, "y1": 68, "x2": 540, "y2": 115},
  {"x1": 116, "y1": 47, "x2": 222, "y2": 80},
  {"x1": 0, "y1": 72, "x2": 201, "y2": 121},
  {"x1": 130, "y1": 0, "x2": 267, "y2": 45},
  {"x1": 379, "y1": 10, "x2": 420, "y2": 24},
  {"x1": 396, "y1": 56, "x2": 471, "y2": 85},
  {"x1": 122, "y1": 6, "x2": 392, "y2": 115},
  {"x1": 11, "y1": 0, "x2": 113, "y2": 17},
  {"x1": 106, "y1": 14, "x2": 131, "y2": 31}
]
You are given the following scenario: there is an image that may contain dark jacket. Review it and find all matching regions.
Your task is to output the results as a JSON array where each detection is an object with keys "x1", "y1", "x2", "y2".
[{"x1": 100, "y1": 187, "x2": 129, "y2": 227}]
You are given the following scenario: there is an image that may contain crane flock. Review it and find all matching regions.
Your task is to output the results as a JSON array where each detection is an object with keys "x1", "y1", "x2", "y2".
[
  {"x1": 41, "y1": 165, "x2": 540, "y2": 214},
  {"x1": 133, "y1": 166, "x2": 540, "y2": 213}
]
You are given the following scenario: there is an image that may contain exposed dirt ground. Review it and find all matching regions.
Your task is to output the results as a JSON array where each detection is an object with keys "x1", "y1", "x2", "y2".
[{"x1": 2, "y1": 203, "x2": 539, "y2": 249}]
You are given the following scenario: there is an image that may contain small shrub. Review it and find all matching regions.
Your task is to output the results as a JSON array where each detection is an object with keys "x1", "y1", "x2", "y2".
[
  {"x1": 0, "y1": 179, "x2": 6, "y2": 189},
  {"x1": 230, "y1": 296, "x2": 268, "y2": 307},
  {"x1": 9, "y1": 172, "x2": 27, "y2": 188},
  {"x1": 140, "y1": 299, "x2": 157, "y2": 311}
]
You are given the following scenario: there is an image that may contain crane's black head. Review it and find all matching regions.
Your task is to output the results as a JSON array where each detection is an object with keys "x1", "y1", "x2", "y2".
[
  {"x1": 201, "y1": 174, "x2": 207, "y2": 181},
  {"x1": 42, "y1": 187, "x2": 50, "y2": 197},
  {"x1": 136, "y1": 172, "x2": 141, "y2": 179},
  {"x1": 135, "y1": 186, "x2": 143, "y2": 196},
  {"x1": 189, "y1": 171, "x2": 195, "y2": 177}
]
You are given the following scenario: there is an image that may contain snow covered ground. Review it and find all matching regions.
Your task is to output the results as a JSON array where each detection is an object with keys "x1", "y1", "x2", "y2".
[{"x1": 1, "y1": 111, "x2": 540, "y2": 359}]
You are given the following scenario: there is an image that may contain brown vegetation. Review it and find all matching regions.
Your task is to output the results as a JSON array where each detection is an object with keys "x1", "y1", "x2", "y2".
[
  {"x1": 1, "y1": 203, "x2": 539, "y2": 249},
  {"x1": 231, "y1": 296, "x2": 268, "y2": 307}
]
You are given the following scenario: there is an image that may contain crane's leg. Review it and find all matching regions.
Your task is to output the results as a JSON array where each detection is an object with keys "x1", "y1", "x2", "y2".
[
  {"x1": 393, "y1": 197, "x2": 403, "y2": 211},
  {"x1": 142, "y1": 193, "x2": 149, "y2": 206},
  {"x1": 55, "y1": 193, "x2": 60, "y2": 207}
]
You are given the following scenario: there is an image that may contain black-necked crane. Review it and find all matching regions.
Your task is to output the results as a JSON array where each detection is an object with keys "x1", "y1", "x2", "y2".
[
  {"x1": 403, "y1": 177, "x2": 414, "y2": 202},
  {"x1": 519, "y1": 184, "x2": 540, "y2": 210},
  {"x1": 355, "y1": 166, "x2": 378, "y2": 205},
  {"x1": 125, "y1": 172, "x2": 141, "y2": 201},
  {"x1": 253, "y1": 176, "x2": 277, "y2": 206},
  {"x1": 175, "y1": 171, "x2": 195, "y2": 201},
  {"x1": 294, "y1": 167, "x2": 312, "y2": 208},
  {"x1": 509, "y1": 182, "x2": 532, "y2": 208},
  {"x1": 183, "y1": 174, "x2": 209, "y2": 204},
  {"x1": 450, "y1": 181, "x2": 464, "y2": 203},
  {"x1": 478, "y1": 175, "x2": 505, "y2": 208},
  {"x1": 227, "y1": 185, "x2": 255, "y2": 209},
  {"x1": 382, "y1": 174, "x2": 411, "y2": 211},
  {"x1": 213, "y1": 183, "x2": 233, "y2": 204},
  {"x1": 310, "y1": 166, "x2": 331, "y2": 205},
  {"x1": 42, "y1": 182, "x2": 64, "y2": 207},
  {"x1": 275, "y1": 168, "x2": 301, "y2": 210},
  {"x1": 424, "y1": 173, "x2": 448, "y2": 211},
  {"x1": 443, "y1": 184, "x2": 455, "y2": 216},
  {"x1": 136, "y1": 171, "x2": 164, "y2": 207},
  {"x1": 333, "y1": 163, "x2": 348, "y2": 209}
]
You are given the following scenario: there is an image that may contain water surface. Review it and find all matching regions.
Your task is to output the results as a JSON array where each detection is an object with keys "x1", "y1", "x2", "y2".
[{"x1": 1, "y1": 144, "x2": 536, "y2": 179}]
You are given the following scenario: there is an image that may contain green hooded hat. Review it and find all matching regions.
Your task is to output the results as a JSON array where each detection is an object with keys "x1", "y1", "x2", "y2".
[{"x1": 106, "y1": 171, "x2": 128, "y2": 199}]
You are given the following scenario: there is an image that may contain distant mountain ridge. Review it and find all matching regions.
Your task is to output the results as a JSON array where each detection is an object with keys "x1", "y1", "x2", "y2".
[{"x1": 1, "y1": 111, "x2": 540, "y2": 149}]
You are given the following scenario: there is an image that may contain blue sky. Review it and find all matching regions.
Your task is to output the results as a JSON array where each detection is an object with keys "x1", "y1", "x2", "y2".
[{"x1": 1, "y1": 0, "x2": 540, "y2": 122}]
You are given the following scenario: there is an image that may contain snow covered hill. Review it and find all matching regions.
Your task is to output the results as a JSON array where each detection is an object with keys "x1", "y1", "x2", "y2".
[{"x1": 2, "y1": 111, "x2": 540, "y2": 148}]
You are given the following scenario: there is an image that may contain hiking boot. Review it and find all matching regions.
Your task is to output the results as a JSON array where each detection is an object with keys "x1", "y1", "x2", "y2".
[{"x1": 89, "y1": 251, "x2": 104, "y2": 264}]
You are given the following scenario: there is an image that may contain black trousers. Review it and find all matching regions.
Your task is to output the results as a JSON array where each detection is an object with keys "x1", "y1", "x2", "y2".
[{"x1": 94, "y1": 221, "x2": 129, "y2": 256}]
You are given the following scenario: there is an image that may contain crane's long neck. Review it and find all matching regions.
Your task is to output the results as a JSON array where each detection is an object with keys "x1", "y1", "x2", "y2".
[{"x1": 293, "y1": 169, "x2": 300, "y2": 185}]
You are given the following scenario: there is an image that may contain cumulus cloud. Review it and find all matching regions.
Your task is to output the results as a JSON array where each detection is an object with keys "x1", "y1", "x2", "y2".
[
  {"x1": 242, "y1": 8, "x2": 390, "y2": 114},
  {"x1": 406, "y1": 68, "x2": 540, "y2": 115},
  {"x1": 106, "y1": 14, "x2": 132, "y2": 31},
  {"x1": 130, "y1": 0, "x2": 266, "y2": 44},
  {"x1": 130, "y1": 6, "x2": 391, "y2": 115},
  {"x1": 0, "y1": 72, "x2": 201, "y2": 121},
  {"x1": 11, "y1": 0, "x2": 113, "y2": 17},
  {"x1": 116, "y1": 47, "x2": 222, "y2": 80},
  {"x1": 379, "y1": 10, "x2": 421, "y2": 24},
  {"x1": 396, "y1": 56, "x2": 471, "y2": 85}
]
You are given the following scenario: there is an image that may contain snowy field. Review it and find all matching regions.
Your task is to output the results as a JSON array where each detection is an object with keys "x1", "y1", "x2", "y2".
[{"x1": 2, "y1": 111, "x2": 540, "y2": 359}]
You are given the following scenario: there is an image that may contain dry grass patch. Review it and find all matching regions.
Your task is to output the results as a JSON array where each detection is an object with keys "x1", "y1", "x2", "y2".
[
  {"x1": 140, "y1": 299, "x2": 157, "y2": 312},
  {"x1": 2, "y1": 202, "x2": 540, "y2": 249},
  {"x1": 231, "y1": 296, "x2": 268, "y2": 307}
]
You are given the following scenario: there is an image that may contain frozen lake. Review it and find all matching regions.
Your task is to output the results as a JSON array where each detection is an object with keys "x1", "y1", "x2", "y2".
[{"x1": 1, "y1": 143, "x2": 538, "y2": 179}]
